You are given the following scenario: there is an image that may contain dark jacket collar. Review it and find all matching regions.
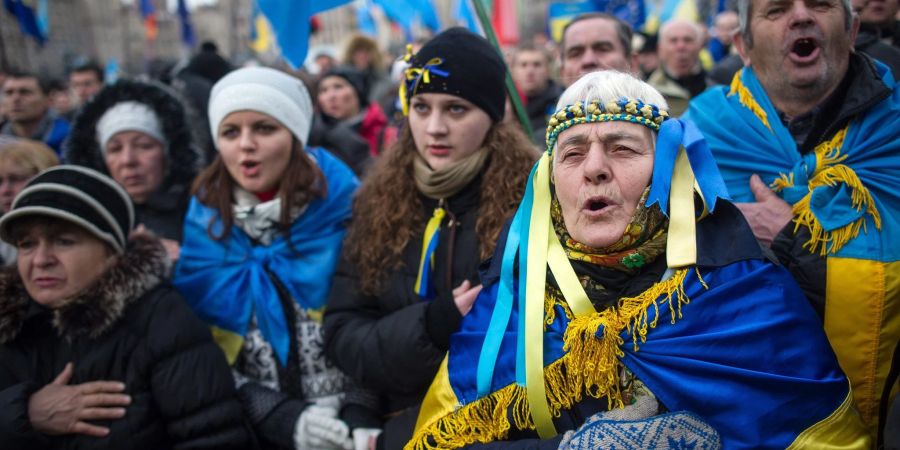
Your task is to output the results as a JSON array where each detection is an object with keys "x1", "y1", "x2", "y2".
[
  {"x1": 785, "y1": 53, "x2": 892, "y2": 154},
  {"x1": 0, "y1": 234, "x2": 169, "y2": 344}
]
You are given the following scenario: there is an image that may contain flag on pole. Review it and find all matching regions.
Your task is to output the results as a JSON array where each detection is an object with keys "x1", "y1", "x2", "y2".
[
  {"x1": 356, "y1": 0, "x2": 377, "y2": 36},
  {"x1": 256, "y1": 0, "x2": 352, "y2": 68},
  {"x1": 139, "y1": 0, "x2": 158, "y2": 41},
  {"x1": 36, "y1": 0, "x2": 47, "y2": 36},
  {"x1": 456, "y1": 0, "x2": 479, "y2": 32},
  {"x1": 491, "y1": 0, "x2": 519, "y2": 46},
  {"x1": 593, "y1": 0, "x2": 646, "y2": 30},
  {"x1": 2, "y1": 0, "x2": 46, "y2": 45},
  {"x1": 177, "y1": 0, "x2": 196, "y2": 47}
]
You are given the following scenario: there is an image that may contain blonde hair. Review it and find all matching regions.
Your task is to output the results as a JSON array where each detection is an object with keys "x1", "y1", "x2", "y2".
[{"x1": 0, "y1": 139, "x2": 60, "y2": 175}]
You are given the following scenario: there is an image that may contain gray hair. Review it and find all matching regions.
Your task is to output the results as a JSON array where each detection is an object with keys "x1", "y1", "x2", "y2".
[
  {"x1": 737, "y1": 0, "x2": 853, "y2": 47},
  {"x1": 659, "y1": 18, "x2": 704, "y2": 42},
  {"x1": 560, "y1": 13, "x2": 634, "y2": 58},
  {"x1": 552, "y1": 71, "x2": 667, "y2": 154}
]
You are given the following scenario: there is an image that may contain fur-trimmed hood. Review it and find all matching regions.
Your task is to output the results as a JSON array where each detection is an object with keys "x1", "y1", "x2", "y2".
[
  {"x1": 0, "y1": 234, "x2": 170, "y2": 344},
  {"x1": 64, "y1": 79, "x2": 204, "y2": 190}
]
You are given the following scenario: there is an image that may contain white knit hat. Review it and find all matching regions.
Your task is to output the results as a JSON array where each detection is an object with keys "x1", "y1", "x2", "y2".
[
  {"x1": 95, "y1": 101, "x2": 166, "y2": 153},
  {"x1": 208, "y1": 67, "x2": 314, "y2": 146}
]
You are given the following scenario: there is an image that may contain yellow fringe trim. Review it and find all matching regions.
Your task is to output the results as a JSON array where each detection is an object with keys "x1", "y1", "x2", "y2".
[
  {"x1": 728, "y1": 71, "x2": 770, "y2": 130},
  {"x1": 406, "y1": 268, "x2": 695, "y2": 450},
  {"x1": 789, "y1": 128, "x2": 882, "y2": 255}
]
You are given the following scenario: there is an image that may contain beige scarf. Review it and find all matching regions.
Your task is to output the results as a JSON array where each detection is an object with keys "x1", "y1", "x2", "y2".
[{"x1": 413, "y1": 147, "x2": 490, "y2": 200}]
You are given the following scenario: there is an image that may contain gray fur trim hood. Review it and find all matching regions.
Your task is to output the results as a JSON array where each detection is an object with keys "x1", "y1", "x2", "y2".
[{"x1": 0, "y1": 234, "x2": 170, "y2": 344}]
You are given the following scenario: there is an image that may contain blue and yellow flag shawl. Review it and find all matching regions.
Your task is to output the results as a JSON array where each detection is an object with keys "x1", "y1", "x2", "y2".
[
  {"x1": 408, "y1": 94, "x2": 870, "y2": 449},
  {"x1": 687, "y1": 62, "x2": 900, "y2": 436},
  {"x1": 172, "y1": 147, "x2": 358, "y2": 366}
]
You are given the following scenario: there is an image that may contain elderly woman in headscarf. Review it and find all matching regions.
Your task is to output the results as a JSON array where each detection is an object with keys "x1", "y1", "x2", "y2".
[
  {"x1": 65, "y1": 80, "x2": 203, "y2": 260},
  {"x1": 405, "y1": 71, "x2": 870, "y2": 450}
]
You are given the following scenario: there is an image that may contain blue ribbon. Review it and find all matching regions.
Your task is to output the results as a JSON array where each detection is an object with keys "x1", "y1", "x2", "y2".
[{"x1": 646, "y1": 118, "x2": 730, "y2": 215}]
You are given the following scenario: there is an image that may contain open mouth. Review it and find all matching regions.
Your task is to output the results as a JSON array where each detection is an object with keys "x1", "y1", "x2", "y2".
[
  {"x1": 790, "y1": 38, "x2": 819, "y2": 59},
  {"x1": 583, "y1": 196, "x2": 613, "y2": 215},
  {"x1": 588, "y1": 200, "x2": 608, "y2": 211}
]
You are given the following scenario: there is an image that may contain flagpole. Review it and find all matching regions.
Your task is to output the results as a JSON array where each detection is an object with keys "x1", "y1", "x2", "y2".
[{"x1": 469, "y1": 0, "x2": 534, "y2": 138}]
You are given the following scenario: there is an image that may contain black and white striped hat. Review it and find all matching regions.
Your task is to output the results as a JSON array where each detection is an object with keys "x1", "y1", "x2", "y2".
[{"x1": 0, "y1": 165, "x2": 134, "y2": 253}]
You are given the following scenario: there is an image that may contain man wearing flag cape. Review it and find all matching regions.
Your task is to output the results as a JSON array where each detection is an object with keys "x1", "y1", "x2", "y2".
[
  {"x1": 686, "y1": 0, "x2": 900, "y2": 441},
  {"x1": 405, "y1": 70, "x2": 870, "y2": 450}
]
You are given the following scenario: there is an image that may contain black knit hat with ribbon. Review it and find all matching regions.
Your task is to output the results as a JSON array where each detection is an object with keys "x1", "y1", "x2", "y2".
[{"x1": 401, "y1": 27, "x2": 507, "y2": 122}]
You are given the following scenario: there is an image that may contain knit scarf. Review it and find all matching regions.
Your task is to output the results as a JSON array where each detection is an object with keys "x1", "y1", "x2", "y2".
[{"x1": 413, "y1": 147, "x2": 489, "y2": 200}]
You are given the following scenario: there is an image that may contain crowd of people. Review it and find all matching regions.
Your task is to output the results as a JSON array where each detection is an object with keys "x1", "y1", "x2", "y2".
[{"x1": 0, "y1": 0, "x2": 897, "y2": 449}]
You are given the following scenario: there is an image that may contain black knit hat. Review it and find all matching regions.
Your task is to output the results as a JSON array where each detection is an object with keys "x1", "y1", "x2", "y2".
[
  {"x1": 320, "y1": 66, "x2": 369, "y2": 107},
  {"x1": 0, "y1": 166, "x2": 134, "y2": 253},
  {"x1": 401, "y1": 27, "x2": 507, "y2": 122}
]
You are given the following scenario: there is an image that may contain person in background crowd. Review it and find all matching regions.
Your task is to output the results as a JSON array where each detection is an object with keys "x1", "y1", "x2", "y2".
[
  {"x1": 342, "y1": 34, "x2": 391, "y2": 104},
  {"x1": 854, "y1": 0, "x2": 900, "y2": 76},
  {"x1": 47, "y1": 79, "x2": 76, "y2": 122},
  {"x1": 0, "y1": 138, "x2": 59, "y2": 265},
  {"x1": 858, "y1": 0, "x2": 899, "y2": 45},
  {"x1": 633, "y1": 32, "x2": 660, "y2": 80},
  {"x1": 65, "y1": 80, "x2": 203, "y2": 261},
  {"x1": 687, "y1": 0, "x2": 900, "y2": 443},
  {"x1": 172, "y1": 41, "x2": 234, "y2": 162},
  {"x1": 68, "y1": 60, "x2": 104, "y2": 106},
  {"x1": 648, "y1": 19, "x2": 708, "y2": 116},
  {"x1": 323, "y1": 27, "x2": 538, "y2": 450},
  {"x1": 315, "y1": 51, "x2": 339, "y2": 77},
  {"x1": 708, "y1": 10, "x2": 740, "y2": 62},
  {"x1": 407, "y1": 68, "x2": 870, "y2": 450},
  {"x1": 558, "y1": 13, "x2": 634, "y2": 87},
  {"x1": 173, "y1": 67, "x2": 379, "y2": 450},
  {"x1": 309, "y1": 67, "x2": 395, "y2": 175},
  {"x1": 0, "y1": 165, "x2": 252, "y2": 450},
  {"x1": 0, "y1": 70, "x2": 70, "y2": 156},
  {"x1": 510, "y1": 44, "x2": 564, "y2": 145}
]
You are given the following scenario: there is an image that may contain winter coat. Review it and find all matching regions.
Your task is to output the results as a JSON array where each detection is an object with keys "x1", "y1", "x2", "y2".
[
  {"x1": 0, "y1": 235, "x2": 251, "y2": 450},
  {"x1": 64, "y1": 80, "x2": 203, "y2": 241},
  {"x1": 524, "y1": 81, "x2": 563, "y2": 146},
  {"x1": 324, "y1": 176, "x2": 485, "y2": 417},
  {"x1": 308, "y1": 103, "x2": 395, "y2": 176}
]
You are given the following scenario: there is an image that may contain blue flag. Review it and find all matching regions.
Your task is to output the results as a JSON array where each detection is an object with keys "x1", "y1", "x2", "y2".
[
  {"x1": 257, "y1": 0, "x2": 352, "y2": 68},
  {"x1": 3, "y1": 0, "x2": 46, "y2": 45},
  {"x1": 356, "y1": 0, "x2": 377, "y2": 36},
  {"x1": 456, "y1": 0, "x2": 478, "y2": 32},
  {"x1": 593, "y1": 0, "x2": 646, "y2": 30},
  {"x1": 374, "y1": 0, "x2": 440, "y2": 33},
  {"x1": 177, "y1": 0, "x2": 196, "y2": 47}
]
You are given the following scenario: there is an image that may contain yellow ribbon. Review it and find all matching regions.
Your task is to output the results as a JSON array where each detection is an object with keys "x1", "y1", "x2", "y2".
[
  {"x1": 414, "y1": 204, "x2": 447, "y2": 296},
  {"x1": 398, "y1": 56, "x2": 445, "y2": 116}
]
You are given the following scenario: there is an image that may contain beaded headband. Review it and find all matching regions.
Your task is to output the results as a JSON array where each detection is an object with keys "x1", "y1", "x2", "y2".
[{"x1": 545, "y1": 98, "x2": 670, "y2": 153}]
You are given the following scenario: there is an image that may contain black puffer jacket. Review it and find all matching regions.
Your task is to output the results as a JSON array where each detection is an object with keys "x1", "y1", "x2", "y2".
[
  {"x1": 64, "y1": 80, "x2": 204, "y2": 242},
  {"x1": 324, "y1": 177, "x2": 484, "y2": 416},
  {"x1": 0, "y1": 236, "x2": 251, "y2": 450}
]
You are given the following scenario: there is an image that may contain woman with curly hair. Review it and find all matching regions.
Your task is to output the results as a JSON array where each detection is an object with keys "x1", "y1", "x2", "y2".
[
  {"x1": 323, "y1": 27, "x2": 539, "y2": 449},
  {"x1": 64, "y1": 80, "x2": 203, "y2": 259}
]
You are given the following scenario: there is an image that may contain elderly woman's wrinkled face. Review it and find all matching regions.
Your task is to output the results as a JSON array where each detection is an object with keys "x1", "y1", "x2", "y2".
[
  {"x1": 553, "y1": 121, "x2": 655, "y2": 248},
  {"x1": 105, "y1": 130, "x2": 166, "y2": 204},
  {"x1": 15, "y1": 219, "x2": 115, "y2": 308},
  {"x1": 409, "y1": 93, "x2": 492, "y2": 171},
  {"x1": 0, "y1": 161, "x2": 35, "y2": 213}
]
